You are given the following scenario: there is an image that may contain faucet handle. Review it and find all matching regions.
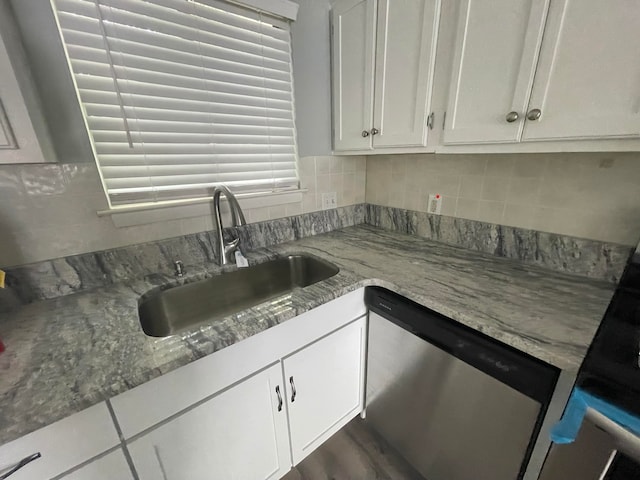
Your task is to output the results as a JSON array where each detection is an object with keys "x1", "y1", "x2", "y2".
[
  {"x1": 223, "y1": 238, "x2": 240, "y2": 259},
  {"x1": 174, "y1": 260, "x2": 185, "y2": 277},
  {"x1": 225, "y1": 236, "x2": 239, "y2": 248}
]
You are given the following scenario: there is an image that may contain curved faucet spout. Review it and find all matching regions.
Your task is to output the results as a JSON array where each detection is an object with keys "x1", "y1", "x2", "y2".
[{"x1": 212, "y1": 185, "x2": 246, "y2": 265}]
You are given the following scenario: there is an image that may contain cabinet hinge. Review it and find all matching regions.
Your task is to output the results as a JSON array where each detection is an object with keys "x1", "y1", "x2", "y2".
[
  {"x1": 427, "y1": 112, "x2": 435, "y2": 130},
  {"x1": 442, "y1": 111, "x2": 447, "y2": 130}
]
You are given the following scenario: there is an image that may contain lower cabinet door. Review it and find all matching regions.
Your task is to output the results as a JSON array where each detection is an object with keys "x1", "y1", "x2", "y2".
[
  {"x1": 127, "y1": 363, "x2": 291, "y2": 480},
  {"x1": 60, "y1": 450, "x2": 133, "y2": 480},
  {"x1": 283, "y1": 317, "x2": 366, "y2": 465}
]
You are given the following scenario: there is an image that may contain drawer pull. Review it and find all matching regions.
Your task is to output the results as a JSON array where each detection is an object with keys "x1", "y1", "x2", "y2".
[
  {"x1": 0, "y1": 452, "x2": 42, "y2": 479},
  {"x1": 289, "y1": 376, "x2": 297, "y2": 402},
  {"x1": 275, "y1": 385, "x2": 283, "y2": 412}
]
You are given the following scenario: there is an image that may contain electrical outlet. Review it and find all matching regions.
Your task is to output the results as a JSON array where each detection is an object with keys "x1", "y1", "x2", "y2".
[
  {"x1": 427, "y1": 193, "x2": 442, "y2": 215},
  {"x1": 321, "y1": 192, "x2": 337, "y2": 210}
]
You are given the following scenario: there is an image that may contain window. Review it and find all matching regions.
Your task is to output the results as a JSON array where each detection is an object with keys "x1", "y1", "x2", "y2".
[{"x1": 52, "y1": 0, "x2": 299, "y2": 208}]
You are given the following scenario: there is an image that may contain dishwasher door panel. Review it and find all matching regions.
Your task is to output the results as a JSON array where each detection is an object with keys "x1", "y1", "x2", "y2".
[{"x1": 365, "y1": 312, "x2": 542, "y2": 480}]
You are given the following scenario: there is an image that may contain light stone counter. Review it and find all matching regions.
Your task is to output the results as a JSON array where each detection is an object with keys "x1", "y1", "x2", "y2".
[{"x1": 0, "y1": 225, "x2": 615, "y2": 445}]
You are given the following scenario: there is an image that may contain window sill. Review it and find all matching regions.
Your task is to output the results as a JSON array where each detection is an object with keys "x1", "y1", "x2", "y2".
[{"x1": 98, "y1": 189, "x2": 306, "y2": 228}]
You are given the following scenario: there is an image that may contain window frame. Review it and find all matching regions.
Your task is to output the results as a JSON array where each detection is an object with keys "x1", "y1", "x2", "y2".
[{"x1": 50, "y1": 0, "x2": 302, "y2": 224}]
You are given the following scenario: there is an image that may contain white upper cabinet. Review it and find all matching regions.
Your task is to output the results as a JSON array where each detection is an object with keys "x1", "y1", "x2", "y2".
[
  {"x1": 443, "y1": 0, "x2": 549, "y2": 144},
  {"x1": 332, "y1": 0, "x2": 376, "y2": 151},
  {"x1": 332, "y1": 0, "x2": 441, "y2": 152},
  {"x1": 372, "y1": 0, "x2": 440, "y2": 148},
  {"x1": 0, "y1": 403, "x2": 120, "y2": 480},
  {"x1": 284, "y1": 318, "x2": 366, "y2": 465},
  {"x1": 124, "y1": 308, "x2": 367, "y2": 479},
  {"x1": 522, "y1": 0, "x2": 640, "y2": 141},
  {"x1": 440, "y1": 0, "x2": 640, "y2": 150}
]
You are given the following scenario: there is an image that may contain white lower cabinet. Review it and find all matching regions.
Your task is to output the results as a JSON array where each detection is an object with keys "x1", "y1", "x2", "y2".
[
  {"x1": 0, "y1": 292, "x2": 368, "y2": 480},
  {"x1": 60, "y1": 450, "x2": 133, "y2": 480},
  {"x1": 126, "y1": 316, "x2": 367, "y2": 479},
  {"x1": 284, "y1": 318, "x2": 366, "y2": 465},
  {"x1": 0, "y1": 403, "x2": 120, "y2": 480},
  {"x1": 128, "y1": 363, "x2": 291, "y2": 480}
]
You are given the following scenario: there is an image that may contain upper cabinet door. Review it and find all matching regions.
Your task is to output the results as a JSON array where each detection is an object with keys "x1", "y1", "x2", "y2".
[
  {"x1": 332, "y1": 0, "x2": 377, "y2": 151},
  {"x1": 522, "y1": 0, "x2": 640, "y2": 141},
  {"x1": 443, "y1": 0, "x2": 549, "y2": 144},
  {"x1": 371, "y1": 0, "x2": 441, "y2": 148}
]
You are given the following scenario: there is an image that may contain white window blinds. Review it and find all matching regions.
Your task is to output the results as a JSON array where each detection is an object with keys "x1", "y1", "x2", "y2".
[{"x1": 52, "y1": 0, "x2": 299, "y2": 207}]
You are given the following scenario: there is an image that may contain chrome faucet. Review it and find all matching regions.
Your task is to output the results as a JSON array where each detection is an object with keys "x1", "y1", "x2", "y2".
[{"x1": 212, "y1": 185, "x2": 247, "y2": 265}]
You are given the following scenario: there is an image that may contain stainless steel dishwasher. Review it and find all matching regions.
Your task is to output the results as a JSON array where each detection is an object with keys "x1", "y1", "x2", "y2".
[{"x1": 364, "y1": 287, "x2": 559, "y2": 480}]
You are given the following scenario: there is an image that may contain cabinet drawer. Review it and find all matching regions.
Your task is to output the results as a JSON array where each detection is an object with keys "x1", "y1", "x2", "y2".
[{"x1": 0, "y1": 403, "x2": 119, "y2": 480}]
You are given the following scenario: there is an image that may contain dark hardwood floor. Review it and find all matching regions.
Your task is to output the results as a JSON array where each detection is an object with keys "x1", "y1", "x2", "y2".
[{"x1": 281, "y1": 418, "x2": 426, "y2": 480}]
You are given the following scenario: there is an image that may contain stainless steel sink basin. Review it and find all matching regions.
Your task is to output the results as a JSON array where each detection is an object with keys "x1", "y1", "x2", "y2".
[{"x1": 138, "y1": 254, "x2": 339, "y2": 337}]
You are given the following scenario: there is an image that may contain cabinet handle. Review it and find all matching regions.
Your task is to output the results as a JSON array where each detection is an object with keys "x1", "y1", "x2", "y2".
[
  {"x1": 526, "y1": 108, "x2": 542, "y2": 121},
  {"x1": 0, "y1": 452, "x2": 42, "y2": 479},
  {"x1": 370, "y1": 127, "x2": 379, "y2": 135},
  {"x1": 275, "y1": 385, "x2": 283, "y2": 412},
  {"x1": 505, "y1": 111, "x2": 519, "y2": 123},
  {"x1": 289, "y1": 376, "x2": 297, "y2": 402},
  {"x1": 427, "y1": 112, "x2": 435, "y2": 130},
  {"x1": 361, "y1": 130, "x2": 370, "y2": 137}
]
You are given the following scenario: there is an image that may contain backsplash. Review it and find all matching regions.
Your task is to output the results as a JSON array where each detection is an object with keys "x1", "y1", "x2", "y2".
[
  {"x1": 2, "y1": 204, "x2": 366, "y2": 307},
  {"x1": 367, "y1": 204, "x2": 631, "y2": 283},
  {"x1": 0, "y1": 155, "x2": 365, "y2": 267},
  {"x1": 2, "y1": 201, "x2": 630, "y2": 312},
  {"x1": 366, "y1": 152, "x2": 640, "y2": 246}
]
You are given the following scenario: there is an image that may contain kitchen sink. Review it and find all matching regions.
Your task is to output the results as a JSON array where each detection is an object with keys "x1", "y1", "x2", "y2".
[{"x1": 138, "y1": 254, "x2": 339, "y2": 337}]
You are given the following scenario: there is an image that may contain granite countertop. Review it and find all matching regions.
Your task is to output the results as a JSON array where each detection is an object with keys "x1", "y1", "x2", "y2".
[{"x1": 0, "y1": 225, "x2": 615, "y2": 445}]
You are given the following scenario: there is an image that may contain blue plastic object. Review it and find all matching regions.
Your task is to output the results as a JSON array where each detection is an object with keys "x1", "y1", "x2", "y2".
[{"x1": 551, "y1": 387, "x2": 640, "y2": 444}]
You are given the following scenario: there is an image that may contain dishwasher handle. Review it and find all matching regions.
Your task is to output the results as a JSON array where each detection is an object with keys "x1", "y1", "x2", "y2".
[{"x1": 585, "y1": 408, "x2": 640, "y2": 463}]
